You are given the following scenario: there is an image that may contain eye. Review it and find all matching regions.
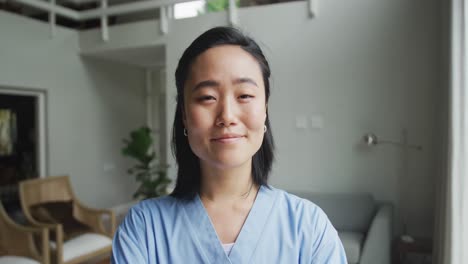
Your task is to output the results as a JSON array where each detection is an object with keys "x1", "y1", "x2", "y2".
[
  {"x1": 239, "y1": 94, "x2": 254, "y2": 100},
  {"x1": 197, "y1": 95, "x2": 216, "y2": 102}
]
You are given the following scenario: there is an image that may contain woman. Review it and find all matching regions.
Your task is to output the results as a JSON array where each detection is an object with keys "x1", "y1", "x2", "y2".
[{"x1": 112, "y1": 27, "x2": 347, "y2": 263}]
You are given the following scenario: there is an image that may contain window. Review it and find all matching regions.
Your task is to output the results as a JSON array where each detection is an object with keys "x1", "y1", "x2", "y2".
[{"x1": 174, "y1": 0, "x2": 206, "y2": 19}]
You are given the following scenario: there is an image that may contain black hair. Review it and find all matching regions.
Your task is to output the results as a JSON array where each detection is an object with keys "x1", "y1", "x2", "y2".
[{"x1": 170, "y1": 26, "x2": 274, "y2": 199}]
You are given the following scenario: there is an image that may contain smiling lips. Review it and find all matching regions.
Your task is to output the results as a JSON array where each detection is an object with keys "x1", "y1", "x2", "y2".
[{"x1": 211, "y1": 134, "x2": 245, "y2": 143}]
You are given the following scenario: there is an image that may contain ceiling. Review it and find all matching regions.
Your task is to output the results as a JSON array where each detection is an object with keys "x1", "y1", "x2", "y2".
[{"x1": 60, "y1": 0, "x2": 133, "y2": 4}]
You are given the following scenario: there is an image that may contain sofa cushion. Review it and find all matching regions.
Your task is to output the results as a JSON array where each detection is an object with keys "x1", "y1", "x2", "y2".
[
  {"x1": 338, "y1": 231, "x2": 364, "y2": 264},
  {"x1": 49, "y1": 233, "x2": 112, "y2": 262},
  {"x1": 0, "y1": 256, "x2": 40, "y2": 264},
  {"x1": 291, "y1": 192, "x2": 376, "y2": 232}
]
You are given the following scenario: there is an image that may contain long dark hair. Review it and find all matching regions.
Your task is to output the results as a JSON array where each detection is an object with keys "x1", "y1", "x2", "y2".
[{"x1": 171, "y1": 26, "x2": 275, "y2": 199}]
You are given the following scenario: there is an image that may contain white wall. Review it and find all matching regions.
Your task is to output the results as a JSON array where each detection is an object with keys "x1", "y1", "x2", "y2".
[
  {"x1": 74, "y1": 0, "x2": 442, "y2": 237},
  {"x1": 0, "y1": 11, "x2": 146, "y2": 208},
  {"x1": 152, "y1": 67, "x2": 168, "y2": 165},
  {"x1": 163, "y1": 0, "x2": 441, "y2": 237}
]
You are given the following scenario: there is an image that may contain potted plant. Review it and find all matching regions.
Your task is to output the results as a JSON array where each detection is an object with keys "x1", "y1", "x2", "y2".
[{"x1": 122, "y1": 126, "x2": 171, "y2": 200}]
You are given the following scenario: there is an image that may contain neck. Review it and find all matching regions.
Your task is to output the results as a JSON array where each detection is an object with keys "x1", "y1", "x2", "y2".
[{"x1": 199, "y1": 160, "x2": 256, "y2": 202}]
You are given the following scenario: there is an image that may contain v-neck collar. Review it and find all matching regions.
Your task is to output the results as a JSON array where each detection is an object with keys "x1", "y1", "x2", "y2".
[
  {"x1": 182, "y1": 185, "x2": 278, "y2": 264},
  {"x1": 228, "y1": 185, "x2": 277, "y2": 263}
]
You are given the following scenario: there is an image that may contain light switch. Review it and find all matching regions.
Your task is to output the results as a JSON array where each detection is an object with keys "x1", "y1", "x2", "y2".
[
  {"x1": 310, "y1": 115, "x2": 324, "y2": 129},
  {"x1": 295, "y1": 116, "x2": 308, "y2": 129},
  {"x1": 103, "y1": 163, "x2": 116, "y2": 172}
]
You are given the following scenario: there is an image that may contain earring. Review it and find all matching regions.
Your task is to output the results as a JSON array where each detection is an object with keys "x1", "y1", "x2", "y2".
[
  {"x1": 183, "y1": 128, "x2": 188, "y2": 136},
  {"x1": 264, "y1": 125, "x2": 267, "y2": 133}
]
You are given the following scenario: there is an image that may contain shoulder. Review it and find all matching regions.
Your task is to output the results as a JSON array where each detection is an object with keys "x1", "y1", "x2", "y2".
[
  {"x1": 266, "y1": 186, "x2": 336, "y2": 239},
  {"x1": 267, "y1": 187, "x2": 347, "y2": 262},
  {"x1": 112, "y1": 196, "x2": 181, "y2": 262},
  {"x1": 118, "y1": 195, "x2": 183, "y2": 230},
  {"x1": 130, "y1": 195, "x2": 180, "y2": 214},
  {"x1": 268, "y1": 186, "x2": 328, "y2": 221}
]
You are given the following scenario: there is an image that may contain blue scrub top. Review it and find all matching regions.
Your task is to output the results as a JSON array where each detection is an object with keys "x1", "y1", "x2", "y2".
[{"x1": 112, "y1": 185, "x2": 348, "y2": 263}]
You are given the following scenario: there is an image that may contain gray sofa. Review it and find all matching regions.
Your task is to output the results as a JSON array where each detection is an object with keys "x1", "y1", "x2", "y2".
[{"x1": 291, "y1": 192, "x2": 393, "y2": 264}]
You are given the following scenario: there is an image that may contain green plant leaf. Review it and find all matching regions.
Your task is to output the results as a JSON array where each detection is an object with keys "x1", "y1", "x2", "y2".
[{"x1": 123, "y1": 126, "x2": 171, "y2": 200}]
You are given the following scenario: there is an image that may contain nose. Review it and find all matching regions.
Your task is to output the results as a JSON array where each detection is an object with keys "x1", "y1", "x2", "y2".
[{"x1": 216, "y1": 97, "x2": 237, "y2": 127}]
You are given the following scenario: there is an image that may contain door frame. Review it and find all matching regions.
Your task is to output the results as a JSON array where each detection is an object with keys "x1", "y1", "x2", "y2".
[{"x1": 0, "y1": 87, "x2": 48, "y2": 178}]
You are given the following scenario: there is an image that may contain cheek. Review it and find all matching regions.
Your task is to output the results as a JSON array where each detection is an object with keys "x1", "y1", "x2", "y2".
[
  {"x1": 185, "y1": 107, "x2": 211, "y2": 132},
  {"x1": 184, "y1": 108, "x2": 210, "y2": 156},
  {"x1": 243, "y1": 105, "x2": 267, "y2": 131}
]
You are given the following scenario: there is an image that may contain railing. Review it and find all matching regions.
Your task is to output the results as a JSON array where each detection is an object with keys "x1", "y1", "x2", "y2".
[{"x1": 10, "y1": 0, "x2": 317, "y2": 41}]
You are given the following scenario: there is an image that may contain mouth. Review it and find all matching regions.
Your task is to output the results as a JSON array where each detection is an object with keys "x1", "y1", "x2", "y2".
[{"x1": 211, "y1": 134, "x2": 245, "y2": 143}]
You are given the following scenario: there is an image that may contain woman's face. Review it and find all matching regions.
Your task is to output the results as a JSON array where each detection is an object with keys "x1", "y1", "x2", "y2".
[{"x1": 183, "y1": 45, "x2": 267, "y2": 171}]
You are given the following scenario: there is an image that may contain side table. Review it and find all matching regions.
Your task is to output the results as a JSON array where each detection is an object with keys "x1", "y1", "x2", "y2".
[{"x1": 393, "y1": 236, "x2": 433, "y2": 264}]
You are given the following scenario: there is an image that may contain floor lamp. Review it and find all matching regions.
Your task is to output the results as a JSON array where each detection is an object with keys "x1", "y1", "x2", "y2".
[{"x1": 362, "y1": 129, "x2": 423, "y2": 242}]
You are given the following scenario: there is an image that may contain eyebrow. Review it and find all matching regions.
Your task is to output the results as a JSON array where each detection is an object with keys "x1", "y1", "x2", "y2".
[
  {"x1": 233, "y1": 77, "x2": 258, "y2": 87},
  {"x1": 192, "y1": 80, "x2": 219, "y2": 91},
  {"x1": 192, "y1": 77, "x2": 258, "y2": 91}
]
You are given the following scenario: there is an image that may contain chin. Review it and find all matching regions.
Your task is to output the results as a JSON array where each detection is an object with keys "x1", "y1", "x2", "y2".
[{"x1": 210, "y1": 156, "x2": 252, "y2": 170}]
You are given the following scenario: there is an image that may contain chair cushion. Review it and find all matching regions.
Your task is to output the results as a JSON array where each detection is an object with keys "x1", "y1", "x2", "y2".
[
  {"x1": 30, "y1": 201, "x2": 92, "y2": 239},
  {"x1": 0, "y1": 256, "x2": 40, "y2": 264},
  {"x1": 338, "y1": 231, "x2": 364, "y2": 264},
  {"x1": 50, "y1": 233, "x2": 112, "y2": 262}
]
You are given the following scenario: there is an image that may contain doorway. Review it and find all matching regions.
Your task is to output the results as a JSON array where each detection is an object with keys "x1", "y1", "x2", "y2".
[{"x1": 0, "y1": 87, "x2": 47, "y2": 217}]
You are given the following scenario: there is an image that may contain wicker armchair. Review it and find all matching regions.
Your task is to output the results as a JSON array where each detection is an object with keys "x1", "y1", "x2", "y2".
[
  {"x1": 0, "y1": 201, "x2": 50, "y2": 264},
  {"x1": 19, "y1": 176, "x2": 115, "y2": 264}
]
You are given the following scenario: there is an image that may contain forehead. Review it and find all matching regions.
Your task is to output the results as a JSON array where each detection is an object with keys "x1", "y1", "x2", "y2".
[{"x1": 187, "y1": 45, "x2": 264, "y2": 83}]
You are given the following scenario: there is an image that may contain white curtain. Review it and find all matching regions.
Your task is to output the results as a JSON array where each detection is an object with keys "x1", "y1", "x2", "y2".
[{"x1": 434, "y1": 0, "x2": 468, "y2": 263}]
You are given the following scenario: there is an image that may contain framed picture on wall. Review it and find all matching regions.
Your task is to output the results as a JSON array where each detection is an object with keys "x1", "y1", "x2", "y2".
[{"x1": 0, "y1": 109, "x2": 17, "y2": 156}]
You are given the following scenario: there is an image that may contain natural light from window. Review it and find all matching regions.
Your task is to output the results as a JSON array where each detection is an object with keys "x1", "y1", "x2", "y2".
[{"x1": 174, "y1": 0, "x2": 206, "y2": 19}]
